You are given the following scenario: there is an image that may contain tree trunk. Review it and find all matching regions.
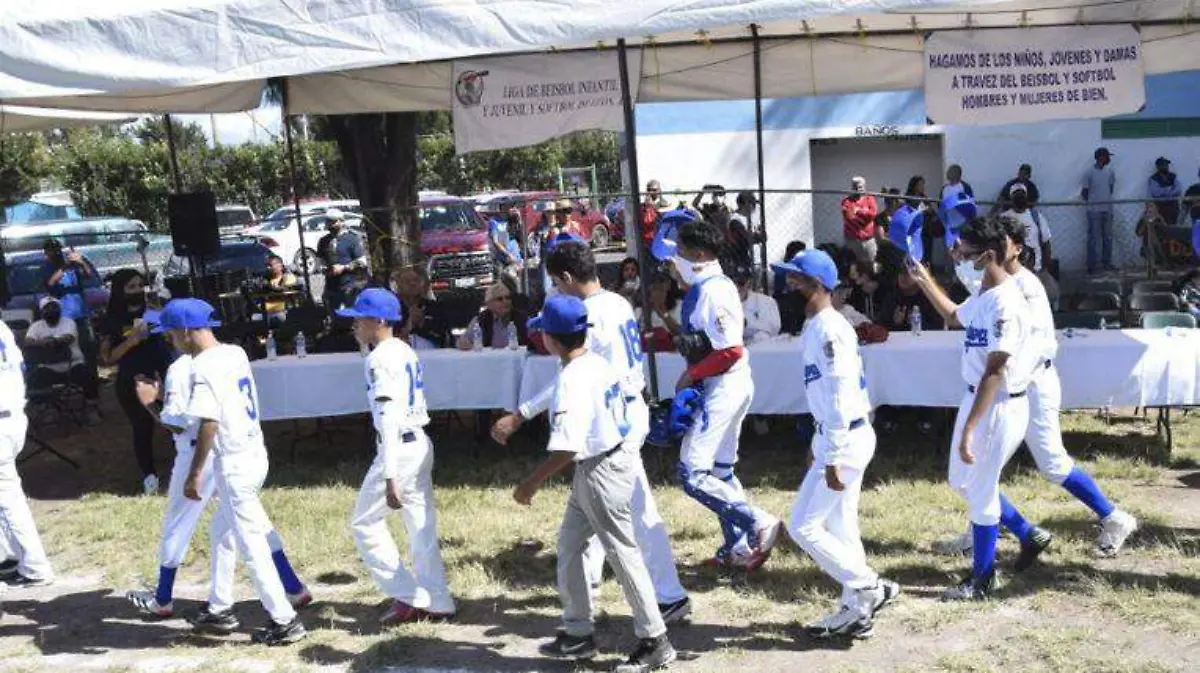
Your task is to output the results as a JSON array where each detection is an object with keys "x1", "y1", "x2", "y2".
[{"x1": 323, "y1": 112, "x2": 419, "y2": 285}]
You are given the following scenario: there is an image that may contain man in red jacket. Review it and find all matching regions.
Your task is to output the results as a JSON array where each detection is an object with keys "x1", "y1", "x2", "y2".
[{"x1": 842, "y1": 176, "x2": 879, "y2": 263}]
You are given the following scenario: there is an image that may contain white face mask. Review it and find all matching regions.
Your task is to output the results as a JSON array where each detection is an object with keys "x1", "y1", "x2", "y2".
[
  {"x1": 955, "y1": 259, "x2": 985, "y2": 296},
  {"x1": 672, "y1": 256, "x2": 699, "y2": 286}
]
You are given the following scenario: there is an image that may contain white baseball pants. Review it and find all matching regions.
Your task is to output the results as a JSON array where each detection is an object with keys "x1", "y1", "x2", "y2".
[
  {"x1": 159, "y1": 448, "x2": 220, "y2": 568},
  {"x1": 0, "y1": 414, "x2": 53, "y2": 582},
  {"x1": 788, "y1": 434, "x2": 878, "y2": 601},
  {"x1": 210, "y1": 455, "x2": 296, "y2": 624},
  {"x1": 1025, "y1": 363, "x2": 1075, "y2": 485},
  {"x1": 582, "y1": 397, "x2": 687, "y2": 604},
  {"x1": 948, "y1": 391, "x2": 1030, "y2": 526},
  {"x1": 350, "y1": 430, "x2": 455, "y2": 615}
]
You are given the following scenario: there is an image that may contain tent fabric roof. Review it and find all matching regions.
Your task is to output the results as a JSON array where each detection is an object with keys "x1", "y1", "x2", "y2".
[
  {"x1": 0, "y1": 105, "x2": 133, "y2": 132},
  {"x1": 3, "y1": 0, "x2": 1198, "y2": 114}
]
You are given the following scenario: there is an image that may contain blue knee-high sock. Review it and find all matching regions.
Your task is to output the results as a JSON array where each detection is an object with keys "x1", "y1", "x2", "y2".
[
  {"x1": 155, "y1": 566, "x2": 178, "y2": 606},
  {"x1": 271, "y1": 550, "x2": 304, "y2": 595},
  {"x1": 971, "y1": 524, "x2": 999, "y2": 580},
  {"x1": 1061, "y1": 467, "x2": 1116, "y2": 519},
  {"x1": 999, "y1": 494, "x2": 1034, "y2": 544}
]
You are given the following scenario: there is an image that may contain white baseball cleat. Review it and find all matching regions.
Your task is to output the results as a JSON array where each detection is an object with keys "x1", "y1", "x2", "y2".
[
  {"x1": 805, "y1": 605, "x2": 873, "y2": 639},
  {"x1": 126, "y1": 589, "x2": 174, "y2": 618},
  {"x1": 1095, "y1": 510, "x2": 1138, "y2": 558},
  {"x1": 933, "y1": 530, "x2": 973, "y2": 556},
  {"x1": 142, "y1": 474, "x2": 160, "y2": 496}
]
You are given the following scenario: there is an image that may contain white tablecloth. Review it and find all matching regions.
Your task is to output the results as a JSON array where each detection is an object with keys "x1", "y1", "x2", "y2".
[{"x1": 253, "y1": 348, "x2": 527, "y2": 421}]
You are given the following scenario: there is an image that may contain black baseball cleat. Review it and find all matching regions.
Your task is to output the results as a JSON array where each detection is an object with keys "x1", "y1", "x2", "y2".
[
  {"x1": 251, "y1": 617, "x2": 307, "y2": 646},
  {"x1": 6, "y1": 573, "x2": 52, "y2": 588},
  {"x1": 616, "y1": 634, "x2": 677, "y2": 673},
  {"x1": 659, "y1": 596, "x2": 692, "y2": 625},
  {"x1": 1014, "y1": 527, "x2": 1053, "y2": 573},
  {"x1": 537, "y1": 631, "x2": 598, "y2": 660},
  {"x1": 941, "y1": 571, "x2": 999, "y2": 602},
  {"x1": 188, "y1": 605, "x2": 241, "y2": 634},
  {"x1": 0, "y1": 559, "x2": 17, "y2": 578}
]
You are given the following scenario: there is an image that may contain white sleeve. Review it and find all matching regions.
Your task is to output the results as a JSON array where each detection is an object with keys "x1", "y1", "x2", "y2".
[
  {"x1": 698, "y1": 283, "x2": 744, "y2": 350},
  {"x1": 161, "y1": 364, "x2": 192, "y2": 431},
  {"x1": 546, "y1": 378, "x2": 585, "y2": 456},
  {"x1": 24, "y1": 322, "x2": 48, "y2": 341},
  {"x1": 758, "y1": 294, "x2": 781, "y2": 337},
  {"x1": 518, "y1": 384, "x2": 554, "y2": 420},
  {"x1": 817, "y1": 333, "x2": 864, "y2": 465},
  {"x1": 989, "y1": 295, "x2": 1022, "y2": 358}
]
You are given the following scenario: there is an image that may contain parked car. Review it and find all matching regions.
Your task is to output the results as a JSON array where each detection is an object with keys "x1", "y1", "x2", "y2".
[
  {"x1": 0, "y1": 217, "x2": 182, "y2": 280},
  {"x1": 155, "y1": 238, "x2": 278, "y2": 296},
  {"x1": 216, "y1": 204, "x2": 257, "y2": 236},
  {"x1": 474, "y1": 192, "x2": 619, "y2": 248},
  {"x1": 420, "y1": 197, "x2": 496, "y2": 296},
  {"x1": 255, "y1": 211, "x2": 365, "y2": 274},
  {"x1": 3, "y1": 249, "x2": 109, "y2": 316},
  {"x1": 248, "y1": 199, "x2": 361, "y2": 235}
]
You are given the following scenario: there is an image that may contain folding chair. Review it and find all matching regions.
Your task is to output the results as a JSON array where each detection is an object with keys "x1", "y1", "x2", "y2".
[
  {"x1": 1131, "y1": 279, "x2": 1175, "y2": 295},
  {"x1": 1127, "y1": 292, "x2": 1180, "y2": 327},
  {"x1": 1140, "y1": 311, "x2": 1196, "y2": 329},
  {"x1": 1072, "y1": 292, "x2": 1121, "y2": 326},
  {"x1": 1053, "y1": 312, "x2": 1108, "y2": 330},
  {"x1": 1080, "y1": 279, "x2": 1122, "y2": 298},
  {"x1": 19, "y1": 343, "x2": 82, "y2": 469}
]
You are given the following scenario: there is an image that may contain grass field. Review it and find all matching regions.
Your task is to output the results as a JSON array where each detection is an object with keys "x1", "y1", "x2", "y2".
[{"x1": 3, "y1": 397, "x2": 1198, "y2": 673}]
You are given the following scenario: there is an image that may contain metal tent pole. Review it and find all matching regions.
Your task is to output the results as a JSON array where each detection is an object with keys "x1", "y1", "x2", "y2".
[
  {"x1": 280, "y1": 80, "x2": 315, "y2": 302},
  {"x1": 617, "y1": 38, "x2": 660, "y2": 401},
  {"x1": 751, "y1": 24, "x2": 770, "y2": 291}
]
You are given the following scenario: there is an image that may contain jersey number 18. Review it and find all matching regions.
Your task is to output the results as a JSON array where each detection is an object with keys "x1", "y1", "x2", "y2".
[{"x1": 619, "y1": 319, "x2": 644, "y2": 368}]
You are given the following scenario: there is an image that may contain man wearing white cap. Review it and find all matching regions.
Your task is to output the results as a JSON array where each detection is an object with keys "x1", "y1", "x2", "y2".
[
  {"x1": 317, "y1": 208, "x2": 368, "y2": 310},
  {"x1": 24, "y1": 297, "x2": 89, "y2": 389},
  {"x1": 841, "y1": 177, "x2": 878, "y2": 263}
]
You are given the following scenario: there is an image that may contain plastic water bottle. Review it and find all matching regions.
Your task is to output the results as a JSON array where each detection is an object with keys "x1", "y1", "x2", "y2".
[
  {"x1": 1098, "y1": 317, "x2": 1107, "y2": 330},
  {"x1": 296, "y1": 331, "x2": 308, "y2": 358},
  {"x1": 909, "y1": 305, "x2": 923, "y2": 336},
  {"x1": 470, "y1": 321, "x2": 484, "y2": 351},
  {"x1": 506, "y1": 322, "x2": 519, "y2": 350},
  {"x1": 266, "y1": 331, "x2": 278, "y2": 361}
]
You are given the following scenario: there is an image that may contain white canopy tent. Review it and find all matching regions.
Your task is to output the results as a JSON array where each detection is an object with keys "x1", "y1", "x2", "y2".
[
  {"x1": 4, "y1": 0, "x2": 1199, "y2": 114},
  {"x1": 0, "y1": 104, "x2": 132, "y2": 132}
]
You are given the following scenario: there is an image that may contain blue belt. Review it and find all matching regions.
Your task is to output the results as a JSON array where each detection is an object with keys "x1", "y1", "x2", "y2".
[
  {"x1": 817, "y1": 417, "x2": 866, "y2": 435},
  {"x1": 968, "y1": 385, "x2": 1026, "y2": 398},
  {"x1": 1043, "y1": 359, "x2": 1053, "y2": 369}
]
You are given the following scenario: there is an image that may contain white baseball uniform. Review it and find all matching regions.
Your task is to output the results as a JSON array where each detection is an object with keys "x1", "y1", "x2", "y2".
[
  {"x1": 949, "y1": 278, "x2": 1033, "y2": 526},
  {"x1": 519, "y1": 289, "x2": 685, "y2": 605},
  {"x1": 0, "y1": 322, "x2": 53, "y2": 582},
  {"x1": 787, "y1": 307, "x2": 878, "y2": 609},
  {"x1": 677, "y1": 266, "x2": 775, "y2": 556},
  {"x1": 351, "y1": 337, "x2": 455, "y2": 615},
  {"x1": 188, "y1": 344, "x2": 295, "y2": 624},
  {"x1": 550, "y1": 352, "x2": 664, "y2": 640},
  {"x1": 1011, "y1": 267, "x2": 1075, "y2": 484}
]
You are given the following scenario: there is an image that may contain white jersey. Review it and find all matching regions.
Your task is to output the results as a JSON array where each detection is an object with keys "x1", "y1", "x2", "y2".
[
  {"x1": 801, "y1": 307, "x2": 871, "y2": 429},
  {"x1": 188, "y1": 344, "x2": 267, "y2": 462},
  {"x1": 162, "y1": 354, "x2": 200, "y2": 453},
  {"x1": 742, "y1": 291, "x2": 782, "y2": 342},
  {"x1": 0, "y1": 322, "x2": 25, "y2": 412},
  {"x1": 1001, "y1": 209, "x2": 1050, "y2": 272},
  {"x1": 547, "y1": 352, "x2": 627, "y2": 461},
  {"x1": 954, "y1": 278, "x2": 1033, "y2": 394},
  {"x1": 583, "y1": 289, "x2": 646, "y2": 396},
  {"x1": 1011, "y1": 267, "x2": 1058, "y2": 364},
  {"x1": 683, "y1": 268, "x2": 747, "y2": 374},
  {"x1": 366, "y1": 337, "x2": 430, "y2": 431}
]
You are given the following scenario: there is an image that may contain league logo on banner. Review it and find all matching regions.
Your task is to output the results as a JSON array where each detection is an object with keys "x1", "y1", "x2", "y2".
[
  {"x1": 924, "y1": 25, "x2": 1145, "y2": 126},
  {"x1": 452, "y1": 51, "x2": 641, "y2": 155}
]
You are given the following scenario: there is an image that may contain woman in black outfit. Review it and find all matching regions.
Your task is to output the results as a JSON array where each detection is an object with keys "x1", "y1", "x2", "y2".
[{"x1": 99, "y1": 269, "x2": 174, "y2": 494}]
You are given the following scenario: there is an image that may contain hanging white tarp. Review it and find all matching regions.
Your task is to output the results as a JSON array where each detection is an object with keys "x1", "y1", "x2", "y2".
[{"x1": 0, "y1": 105, "x2": 133, "y2": 132}]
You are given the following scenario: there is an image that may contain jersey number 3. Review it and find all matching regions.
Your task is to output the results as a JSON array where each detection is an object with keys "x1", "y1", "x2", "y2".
[
  {"x1": 619, "y1": 319, "x2": 644, "y2": 368},
  {"x1": 237, "y1": 377, "x2": 258, "y2": 421}
]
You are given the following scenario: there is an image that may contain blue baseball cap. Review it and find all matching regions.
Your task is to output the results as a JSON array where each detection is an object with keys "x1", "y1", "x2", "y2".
[
  {"x1": 142, "y1": 309, "x2": 164, "y2": 335},
  {"x1": 546, "y1": 232, "x2": 586, "y2": 251},
  {"x1": 527, "y1": 294, "x2": 589, "y2": 335},
  {"x1": 771, "y1": 250, "x2": 838, "y2": 291},
  {"x1": 336, "y1": 288, "x2": 404, "y2": 323},
  {"x1": 160, "y1": 298, "x2": 222, "y2": 331}
]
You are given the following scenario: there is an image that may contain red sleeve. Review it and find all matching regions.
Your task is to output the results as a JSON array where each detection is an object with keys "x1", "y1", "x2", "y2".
[{"x1": 687, "y1": 346, "x2": 744, "y2": 380}]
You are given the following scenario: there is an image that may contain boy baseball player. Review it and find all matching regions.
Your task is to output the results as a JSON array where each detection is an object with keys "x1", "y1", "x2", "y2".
[
  {"x1": 773, "y1": 250, "x2": 898, "y2": 638},
  {"x1": 990, "y1": 216, "x2": 1138, "y2": 556},
  {"x1": 337, "y1": 289, "x2": 456, "y2": 625},
  {"x1": 126, "y1": 311, "x2": 311, "y2": 625},
  {"x1": 672, "y1": 220, "x2": 780, "y2": 569},
  {"x1": 909, "y1": 217, "x2": 1040, "y2": 600},
  {"x1": 0, "y1": 320, "x2": 55, "y2": 588},
  {"x1": 493, "y1": 241, "x2": 690, "y2": 624},
  {"x1": 162, "y1": 298, "x2": 306, "y2": 644},
  {"x1": 515, "y1": 294, "x2": 676, "y2": 673}
]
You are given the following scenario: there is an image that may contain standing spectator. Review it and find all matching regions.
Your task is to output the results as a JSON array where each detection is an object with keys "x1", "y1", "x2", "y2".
[
  {"x1": 40, "y1": 238, "x2": 99, "y2": 417},
  {"x1": 940, "y1": 164, "x2": 974, "y2": 201},
  {"x1": 1000, "y1": 185, "x2": 1051, "y2": 273},
  {"x1": 615, "y1": 257, "x2": 641, "y2": 306},
  {"x1": 1135, "y1": 203, "x2": 1168, "y2": 268},
  {"x1": 841, "y1": 176, "x2": 878, "y2": 263},
  {"x1": 640, "y1": 180, "x2": 670, "y2": 251},
  {"x1": 1082, "y1": 147, "x2": 1117, "y2": 274},
  {"x1": 994, "y1": 164, "x2": 1040, "y2": 212},
  {"x1": 488, "y1": 208, "x2": 521, "y2": 279},
  {"x1": 24, "y1": 297, "x2": 92, "y2": 392},
  {"x1": 735, "y1": 268, "x2": 781, "y2": 343},
  {"x1": 726, "y1": 192, "x2": 758, "y2": 272},
  {"x1": 646, "y1": 179, "x2": 670, "y2": 211},
  {"x1": 1147, "y1": 157, "x2": 1182, "y2": 226},
  {"x1": 317, "y1": 208, "x2": 369, "y2": 310},
  {"x1": 693, "y1": 185, "x2": 731, "y2": 233},
  {"x1": 99, "y1": 269, "x2": 174, "y2": 495}
]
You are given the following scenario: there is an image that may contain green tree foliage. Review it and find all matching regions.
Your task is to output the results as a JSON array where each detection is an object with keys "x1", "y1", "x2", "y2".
[{"x1": 0, "y1": 132, "x2": 54, "y2": 209}]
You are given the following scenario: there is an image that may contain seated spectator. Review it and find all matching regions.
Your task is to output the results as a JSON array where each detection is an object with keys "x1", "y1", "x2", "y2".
[
  {"x1": 264, "y1": 254, "x2": 299, "y2": 323},
  {"x1": 1172, "y1": 269, "x2": 1200, "y2": 321},
  {"x1": 615, "y1": 256, "x2": 641, "y2": 305},
  {"x1": 832, "y1": 283, "x2": 872, "y2": 327},
  {"x1": 847, "y1": 261, "x2": 893, "y2": 324},
  {"x1": 636, "y1": 271, "x2": 683, "y2": 351},
  {"x1": 889, "y1": 272, "x2": 944, "y2": 332},
  {"x1": 773, "y1": 240, "x2": 807, "y2": 297},
  {"x1": 394, "y1": 266, "x2": 449, "y2": 347},
  {"x1": 734, "y1": 268, "x2": 781, "y2": 343},
  {"x1": 24, "y1": 296, "x2": 93, "y2": 393},
  {"x1": 456, "y1": 279, "x2": 530, "y2": 350}
]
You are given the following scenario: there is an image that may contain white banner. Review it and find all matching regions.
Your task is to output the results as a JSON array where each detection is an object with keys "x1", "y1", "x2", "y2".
[
  {"x1": 452, "y1": 51, "x2": 640, "y2": 154},
  {"x1": 924, "y1": 25, "x2": 1145, "y2": 126}
]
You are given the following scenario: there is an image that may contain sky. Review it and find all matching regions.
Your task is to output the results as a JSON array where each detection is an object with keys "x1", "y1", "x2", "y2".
[{"x1": 175, "y1": 104, "x2": 282, "y2": 145}]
